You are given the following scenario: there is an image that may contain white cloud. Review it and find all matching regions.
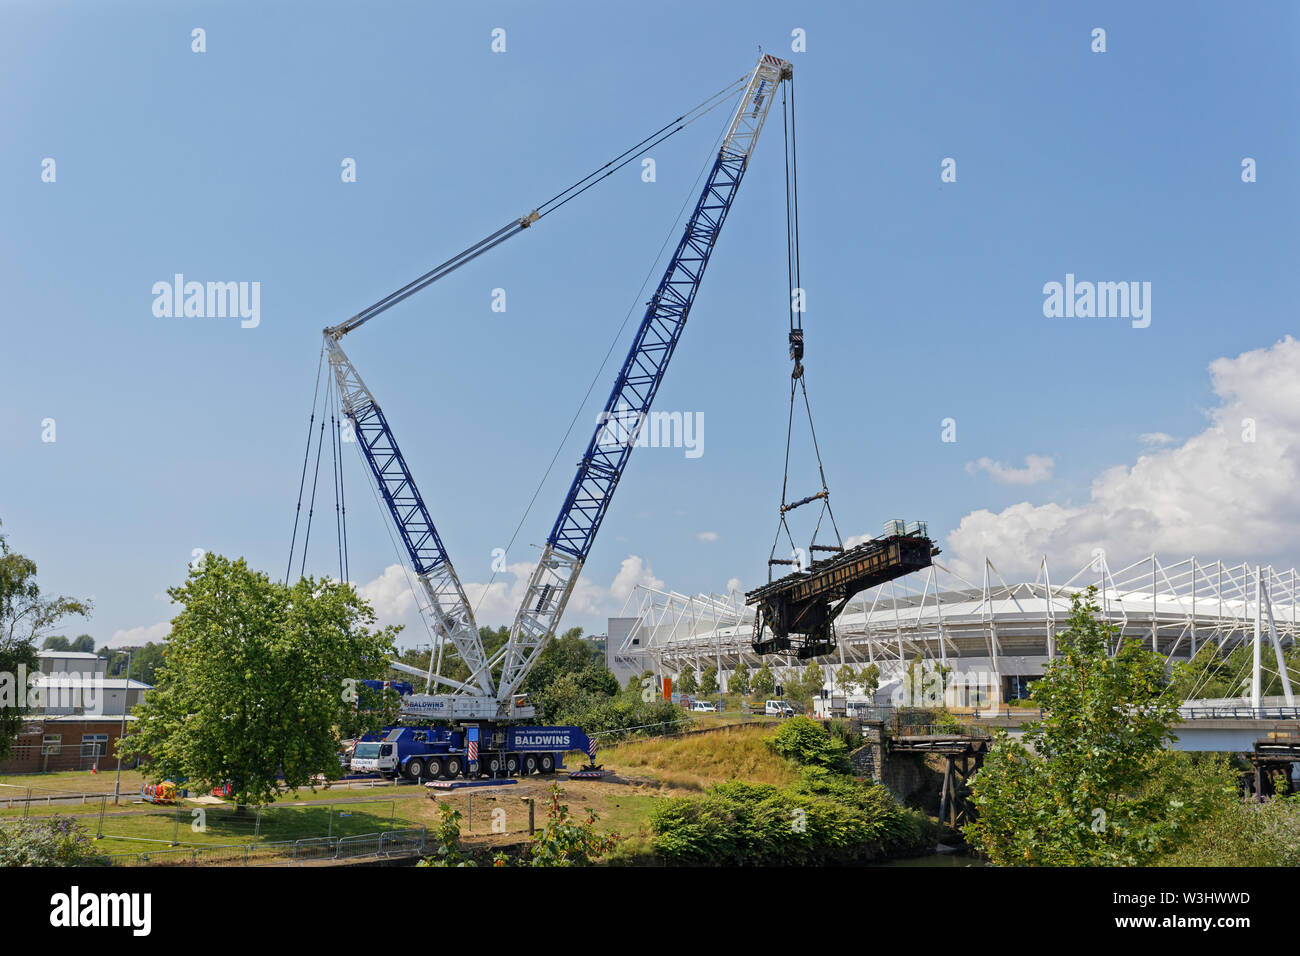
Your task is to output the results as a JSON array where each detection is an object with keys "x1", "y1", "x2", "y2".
[
  {"x1": 726, "y1": 576, "x2": 743, "y2": 595},
  {"x1": 945, "y1": 336, "x2": 1300, "y2": 580},
  {"x1": 108, "y1": 621, "x2": 170, "y2": 648},
  {"x1": 610, "y1": 555, "x2": 664, "y2": 603},
  {"x1": 354, "y1": 553, "x2": 665, "y2": 647},
  {"x1": 355, "y1": 563, "x2": 420, "y2": 622},
  {"x1": 1139, "y1": 432, "x2": 1176, "y2": 448},
  {"x1": 697, "y1": 531, "x2": 719, "y2": 542},
  {"x1": 965, "y1": 453, "x2": 1055, "y2": 485}
]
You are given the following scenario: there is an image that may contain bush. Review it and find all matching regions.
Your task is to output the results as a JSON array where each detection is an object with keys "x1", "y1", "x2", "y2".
[
  {"x1": 0, "y1": 816, "x2": 107, "y2": 867},
  {"x1": 518, "y1": 785, "x2": 619, "y2": 866},
  {"x1": 1152, "y1": 755, "x2": 1300, "y2": 866},
  {"x1": 650, "y1": 771, "x2": 936, "y2": 866},
  {"x1": 423, "y1": 787, "x2": 618, "y2": 868},
  {"x1": 826, "y1": 719, "x2": 861, "y2": 751},
  {"x1": 766, "y1": 715, "x2": 852, "y2": 773}
]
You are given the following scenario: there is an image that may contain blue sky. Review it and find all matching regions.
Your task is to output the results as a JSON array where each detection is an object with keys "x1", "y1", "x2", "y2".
[{"x1": 2, "y1": 1, "x2": 1297, "y2": 649}]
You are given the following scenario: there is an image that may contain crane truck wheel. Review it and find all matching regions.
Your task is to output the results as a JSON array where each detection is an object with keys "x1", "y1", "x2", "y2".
[
  {"x1": 504, "y1": 754, "x2": 520, "y2": 775},
  {"x1": 427, "y1": 757, "x2": 444, "y2": 779},
  {"x1": 523, "y1": 754, "x2": 539, "y2": 775},
  {"x1": 485, "y1": 755, "x2": 501, "y2": 774},
  {"x1": 539, "y1": 753, "x2": 555, "y2": 774},
  {"x1": 405, "y1": 758, "x2": 425, "y2": 780},
  {"x1": 445, "y1": 756, "x2": 462, "y2": 778}
]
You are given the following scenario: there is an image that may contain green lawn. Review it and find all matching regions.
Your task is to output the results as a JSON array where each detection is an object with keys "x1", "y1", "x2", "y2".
[
  {"x1": 0, "y1": 768, "x2": 147, "y2": 795},
  {"x1": 92, "y1": 797, "x2": 425, "y2": 856}
]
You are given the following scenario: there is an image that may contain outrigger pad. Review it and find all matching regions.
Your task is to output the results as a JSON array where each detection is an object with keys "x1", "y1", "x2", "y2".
[{"x1": 747, "y1": 532, "x2": 938, "y2": 657}]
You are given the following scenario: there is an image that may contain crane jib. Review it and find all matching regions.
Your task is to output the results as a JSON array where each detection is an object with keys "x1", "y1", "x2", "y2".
[{"x1": 546, "y1": 147, "x2": 749, "y2": 561}]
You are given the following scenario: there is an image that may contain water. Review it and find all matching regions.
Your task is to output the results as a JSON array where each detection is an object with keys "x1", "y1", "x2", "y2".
[{"x1": 874, "y1": 848, "x2": 984, "y2": 867}]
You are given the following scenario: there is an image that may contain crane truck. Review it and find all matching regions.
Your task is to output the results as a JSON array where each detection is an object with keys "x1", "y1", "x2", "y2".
[{"x1": 322, "y1": 53, "x2": 793, "y2": 780}]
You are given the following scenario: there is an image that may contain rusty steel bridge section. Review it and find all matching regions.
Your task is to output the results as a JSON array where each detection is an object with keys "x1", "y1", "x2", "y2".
[{"x1": 747, "y1": 532, "x2": 940, "y2": 659}]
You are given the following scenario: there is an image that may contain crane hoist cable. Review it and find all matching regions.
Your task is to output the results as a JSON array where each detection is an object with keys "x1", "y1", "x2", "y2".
[
  {"x1": 325, "y1": 72, "x2": 751, "y2": 341},
  {"x1": 286, "y1": 344, "x2": 326, "y2": 582},
  {"x1": 767, "y1": 74, "x2": 843, "y2": 583},
  {"x1": 470, "y1": 86, "x2": 746, "y2": 621},
  {"x1": 289, "y1": 71, "x2": 751, "y2": 585}
]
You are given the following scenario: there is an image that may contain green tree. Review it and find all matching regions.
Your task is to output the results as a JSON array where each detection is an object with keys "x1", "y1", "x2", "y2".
[
  {"x1": 798, "y1": 663, "x2": 826, "y2": 701},
  {"x1": 699, "y1": 664, "x2": 719, "y2": 695},
  {"x1": 966, "y1": 588, "x2": 1189, "y2": 866},
  {"x1": 901, "y1": 653, "x2": 950, "y2": 707},
  {"x1": 117, "y1": 555, "x2": 400, "y2": 806},
  {"x1": 42, "y1": 635, "x2": 69, "y2": 651},
  {"x1": 522, "y1": 628, "x2": 618, "y2": 721},
  {"x1": 69, "y1": 634, "x2": 95, "y2": 653},
  {"x1": 834, "y1": 664, "x2": 858, "y2": 693},
  {"x1": 858, "y1": 663, "x2": 881, "y2": 697},
  {"x1": 678, "y1": 665, "x2": 698, "y2": 695},
  {"x1": 731, "y1": 661, "x2": 751, "y2": 696},
  {"x1": 751, "y1": 661, "x2": 775, "y2": 699},
  {"x1": 0, "y1": 523, "x2": 91, "y2": 761},
  {"x1": 1166, "y1": 640, "x2": 1300, "y2": 701}
]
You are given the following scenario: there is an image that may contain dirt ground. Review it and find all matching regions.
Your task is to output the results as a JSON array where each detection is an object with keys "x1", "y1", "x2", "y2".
[{"x1": 407, "y1": 770, "x2": 676, "y2": 852}]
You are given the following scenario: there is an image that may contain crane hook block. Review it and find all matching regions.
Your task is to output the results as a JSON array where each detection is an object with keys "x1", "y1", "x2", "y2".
[
  {"x1": 519, "y1": 209, "x2": 541, "y2": 227},
  {"x1": 788, "y1": 328, "x2": 804, "y2": 379}
]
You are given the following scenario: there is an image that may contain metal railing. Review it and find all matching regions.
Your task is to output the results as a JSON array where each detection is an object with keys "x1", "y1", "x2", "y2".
[
  {"x1": 105, "y1": 826, "x2": 427, "y2": 867},
  {"x1": 0, "y1": 782, "x2": 131, "y2": 812},
  {"x1": 1178, "y1": 705, "x2": 1300, "y2": 720}
]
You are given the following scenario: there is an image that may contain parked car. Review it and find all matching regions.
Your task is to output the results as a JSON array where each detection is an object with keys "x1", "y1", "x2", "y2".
[
  {"x1": 691, "y1": 700, "x2": 718, "y2": 713},
  {"x1": 765, "y1": 700, "x2": 795, "y2": 717}
]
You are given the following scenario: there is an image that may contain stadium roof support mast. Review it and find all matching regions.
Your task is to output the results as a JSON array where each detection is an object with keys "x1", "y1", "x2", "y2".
[{"x1": 494, "y1": 54, "x2": 794, "y2": 710}]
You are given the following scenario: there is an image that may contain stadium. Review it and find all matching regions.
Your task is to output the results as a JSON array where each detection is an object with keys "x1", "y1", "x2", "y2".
[{"x1": 607, "y1": 553, "x2": 1300, "y2": 707}]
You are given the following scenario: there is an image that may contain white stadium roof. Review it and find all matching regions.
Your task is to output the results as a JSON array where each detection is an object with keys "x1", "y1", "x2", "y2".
[{"x1": 618, "y1": 553, "x2": 1300, "y2": 673}]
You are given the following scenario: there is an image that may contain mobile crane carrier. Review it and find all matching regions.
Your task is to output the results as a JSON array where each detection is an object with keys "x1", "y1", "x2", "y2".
[{"x1": 291, "y1": 53, "x2": 796, "y2": 780}]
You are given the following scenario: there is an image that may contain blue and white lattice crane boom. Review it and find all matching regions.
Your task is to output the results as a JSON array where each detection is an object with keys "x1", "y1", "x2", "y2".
[
  {"x1": 494, "y1": 54, "x2": 793, "y2": 712},
  {"x1": 324, "y1": 332, "x2": 499, "y2": 710}
]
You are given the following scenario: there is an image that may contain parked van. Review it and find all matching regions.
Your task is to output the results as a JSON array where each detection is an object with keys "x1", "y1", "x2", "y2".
[
  {"x1": 765, "y1": 700, "x2": 795, "y2": 717},
  {"x1": 690, "y1": 700, "x2": 717, "y2": 713}
]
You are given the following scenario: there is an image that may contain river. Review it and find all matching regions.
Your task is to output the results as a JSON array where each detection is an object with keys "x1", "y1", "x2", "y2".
[{"x1": 874, "y1": 848, "x2": 985, "y2": 867}]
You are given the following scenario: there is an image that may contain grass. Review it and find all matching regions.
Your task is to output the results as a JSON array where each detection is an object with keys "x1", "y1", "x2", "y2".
[
  {"x1": 92, "y1": 798, "x2": 424, "y2": 856},
  {"x1": 602, "y1": 723, "x2": 796, "y2": 791},
  {"x1": 0, "y1": 768, "x2": 147, "y2": 795},
  {"x1": 5, "y1": 721, "x2": 882, "y2": 864}
]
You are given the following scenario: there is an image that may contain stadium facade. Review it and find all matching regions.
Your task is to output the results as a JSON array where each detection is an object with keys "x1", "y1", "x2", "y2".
[{"x1": 607, "y1": 554, "x2": 1300, "y2": 707}]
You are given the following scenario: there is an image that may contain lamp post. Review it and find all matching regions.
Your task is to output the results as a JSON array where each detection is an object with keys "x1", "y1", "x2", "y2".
[{"x1": 113, "y1": 647, "x2": 132, "y2": 805}]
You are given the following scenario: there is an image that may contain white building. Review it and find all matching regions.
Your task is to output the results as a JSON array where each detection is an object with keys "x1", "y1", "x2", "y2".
[{"x1": 33, "y1": 649, "x2": 150, "y2": 716}]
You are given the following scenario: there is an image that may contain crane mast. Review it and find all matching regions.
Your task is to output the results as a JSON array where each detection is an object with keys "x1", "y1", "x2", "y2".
[
  {"x1": 495, "y1": 54, "x2": 793, "y2": 709},
  {"x1": 324, "y1": 334, "x2": 499, "y2": 709}
]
